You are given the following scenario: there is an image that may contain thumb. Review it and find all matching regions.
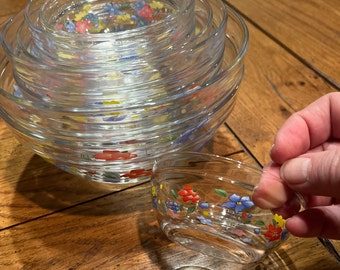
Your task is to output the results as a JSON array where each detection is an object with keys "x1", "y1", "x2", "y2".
[{"x1": 280, "y1": 150, "x2": 340, "y2": 198}]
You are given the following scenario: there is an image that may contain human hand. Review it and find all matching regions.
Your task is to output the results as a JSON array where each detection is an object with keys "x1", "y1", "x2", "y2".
[{"x1": 252, "y1": 92, "x2": 340, "y2": 240}]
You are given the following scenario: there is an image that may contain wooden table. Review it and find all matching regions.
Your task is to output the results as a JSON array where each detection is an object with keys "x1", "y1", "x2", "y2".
[{"x1": 0, "y1": 0, "x2": 339, "y2": 269}]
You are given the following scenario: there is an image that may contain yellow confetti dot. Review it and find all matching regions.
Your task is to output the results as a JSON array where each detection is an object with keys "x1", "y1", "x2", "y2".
[
  {"x1": 74, "y1": 11, "x2": 87, "y2": 21},
  {"x1": 71, "y1": 116, "x2": 87, "y2": 122},
  {"x1": 151, "y1": 186, "x2": 156, "y2": 196},
  {"x1": 58, "y1": 52, "x2": 75, "y2": 59},
  {"x1": 116, "y1": 14, "x2": 134, "y2": 25},
  {"x1": 30, "y1": 115, "x2": 41, "y2": 123},
  {"x1": 150, "y1": 1, "x2": 164, "y2": 9},
  {"x1": 102, "y1": 100, "x2": 121, "y2": 105},
  {"x1": 83, "y1": 4, "x2": 93, "y2": 12},
  {"x1": 202, "y1": 210, "x2": 209, "y2": 216},
  {"x1": 153, "y1": 115, "x2": 168, "y2": 124}
]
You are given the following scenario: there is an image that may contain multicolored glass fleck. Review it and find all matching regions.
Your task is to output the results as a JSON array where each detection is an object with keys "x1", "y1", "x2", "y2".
[
  {"x1": 152, "y1": 183, "x2": 289, "y2": 245},
  {"x1": 55, "y1": 1, "x2": 168, "y2": 34}
]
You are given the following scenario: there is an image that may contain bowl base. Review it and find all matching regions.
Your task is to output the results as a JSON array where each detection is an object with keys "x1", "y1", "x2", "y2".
[{"x1": 162, "y1": 223, "x2": 266, "y2": 264}]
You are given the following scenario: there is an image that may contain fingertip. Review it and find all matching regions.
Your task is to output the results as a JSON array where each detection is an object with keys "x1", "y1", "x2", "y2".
[
  {"x1": 270, "y1": 138, "x2": 288, "y2": 165},
  {"x1": 269, "y1": 144, "x2": 284, "y2": 165},
  {"x1": 270, "y1": 112, "x2": 313, "y2": 165},
  {"x1": 252, "y1": 187, "x2": 277, "y2": 209},
  {"x1": 252, "y1": 163, "x2": 290, "y2": 209},
  {"x1": 252, "y1": 178, "x2": 289, "y2": 209},
  {"x1": 285, "y1": 214, "x2": 312, "y2": 237}
]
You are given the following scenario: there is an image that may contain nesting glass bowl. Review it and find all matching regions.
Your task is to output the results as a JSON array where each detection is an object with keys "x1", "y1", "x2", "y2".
[
  {"x1": 0, "y1": 0, "x2": 248, "y2": 184},
  {"x1": 151, "y1": 152, "x2": 290, "y2": 264}
]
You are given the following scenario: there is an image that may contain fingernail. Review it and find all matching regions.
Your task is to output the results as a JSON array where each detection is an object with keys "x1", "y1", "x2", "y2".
[
  {"x1": 280, "y1": 158, "x2": 311, "y2": 185},
  {"x1": 269, "y1": 144, "x2": 275, "y2": 157}
]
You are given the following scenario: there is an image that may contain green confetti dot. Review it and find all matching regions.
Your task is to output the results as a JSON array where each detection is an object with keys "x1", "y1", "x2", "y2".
[
  {"x1": 215, "y1": 188, "x2": 227, "y2": 197},
  {"x1": 121, "y1": 3, "x2": 130, "y2": 9},
  {"x1": 187, "y1": 206, "x2": 196, "y2": 214},
  {"x1": 171, "y1": 189, "x2": 178, "y2": 198},
  {"x1": 255, "y1": 220, "x2": 265, "y2": 226}
]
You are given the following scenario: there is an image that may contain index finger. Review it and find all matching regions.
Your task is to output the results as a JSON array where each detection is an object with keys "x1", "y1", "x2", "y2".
[{"x1": 271, "y1": 92, "x2": 340, "y2": 164}]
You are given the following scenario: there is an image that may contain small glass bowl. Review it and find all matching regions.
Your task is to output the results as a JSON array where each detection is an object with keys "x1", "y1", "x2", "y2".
[
  {"x1": 4, "y1": 0, "x2": 227, "y2": 107},
  {"x1": 3, "y1": 4, "x2": 226, "y2": 106},
  {"x1": 26, "y1": 0, "x2": 196, "y2": 50},
  {"x1": 151, "y1": 152, "x2": 290, "y2": 264}
]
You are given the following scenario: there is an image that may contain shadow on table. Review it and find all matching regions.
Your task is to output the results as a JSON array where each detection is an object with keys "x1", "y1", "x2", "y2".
[
  {"x1": 4, "y1": 143, "x2": 340, "y2": 269},
  {"x1": 137, "y1": 211, "x2": 340, "y2": 269},
  {"x1": 6, "y1": 144, "x2": 142, "y2": 212},
  {"x1": 3, "y1": 147, "x2": 339, "y2": 269},
  {"x1": 137, "y1": 211, "x2": 297, "y2": 270},
  {"x1": 5, "y1": 122, "x2": 238, "y2": 217}
]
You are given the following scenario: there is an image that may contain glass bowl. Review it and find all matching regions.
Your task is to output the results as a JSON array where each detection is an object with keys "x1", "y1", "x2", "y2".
[
  {"x1": 0, "y1": 38, "x2": 240, "y2": 184},
  {"x1": 151, "y1": 152, "x2": 290, "y2": 264},
  {"x1": 4, "y1": 0, "x2": 227, "y2": 108},
  {"x1": 0, "y1": 1, "x2": 248, "y2": 184},
  {"x1": 25, "y1": 0, "x2": 196, "y2": 56}
]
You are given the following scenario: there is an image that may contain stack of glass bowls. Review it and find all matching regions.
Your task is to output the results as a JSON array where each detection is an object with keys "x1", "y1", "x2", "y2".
[{"x1": 0, "y1": 0, "x2": 248, "y2": 184}]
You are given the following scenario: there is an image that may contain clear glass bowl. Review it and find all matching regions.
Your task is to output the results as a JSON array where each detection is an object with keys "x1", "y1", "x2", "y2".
[
  {"x1": 0, "y1": 1, "x2": 248, "y2": 184},
  {"x1": 151, "y1": 152, "x2": 290, "y2": 264},
  {"x1": 4, "y1": 0, "x2": 227, "y2": 108},
  {"x1": 25, "y1": 0, "x2": 196, "y2": 57},
  {"x1": 0, "y1": 39, "x2": 241, "y2": 183}
]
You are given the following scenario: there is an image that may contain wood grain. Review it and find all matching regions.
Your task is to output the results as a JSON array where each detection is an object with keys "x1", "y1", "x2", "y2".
[
  {"x1": 0, "y1": 174, "x2": 338, "y2": 269},
  {"x1": 226, "y1": 0, "x2": 340, "y2": 88},
  {"x1": 226, "y1": 20, "x2": 337, "y2": 165},
  {"x1": 0, "y1": 0, "x2": 27, "y2": 24},
  {"x1": 0, "y1": 0, "x2": 339, "y2": 269}
]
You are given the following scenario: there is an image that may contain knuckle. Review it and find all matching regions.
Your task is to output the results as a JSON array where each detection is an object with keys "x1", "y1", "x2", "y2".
[{"x1": 317, "y1": 150, "x2": 340, "y2": 186}]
